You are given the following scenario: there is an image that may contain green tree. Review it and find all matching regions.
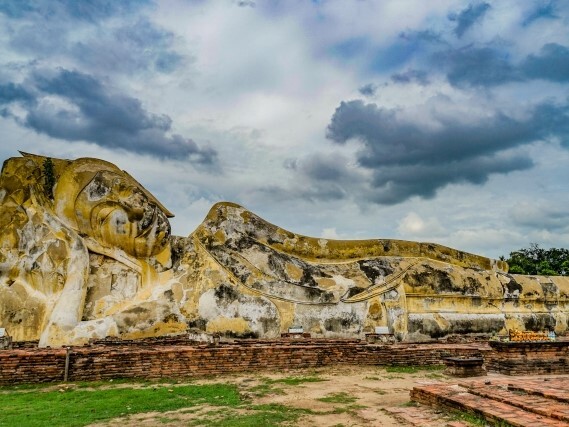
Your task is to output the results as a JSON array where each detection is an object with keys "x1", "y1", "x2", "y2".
[{"x1": 505, "y1": 243, "x2": 569, "y2": 276}]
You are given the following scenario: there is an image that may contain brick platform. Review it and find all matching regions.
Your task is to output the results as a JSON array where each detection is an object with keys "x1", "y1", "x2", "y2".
[
  {"x1": 443, "y1": 357, "x2": 486, "y2": 377},
  {"x1": 411, "y1": 376, "x2": 569, "y2": 426},
  {"x1": 487, "y1": 340, "x2": 569, "y2": 375},
  {"x1": 385, "y1": 406, "x2": 470, "y2": 427},
  {"x1": 0, "y1": 340, "x2": 486, "y2": 384}
]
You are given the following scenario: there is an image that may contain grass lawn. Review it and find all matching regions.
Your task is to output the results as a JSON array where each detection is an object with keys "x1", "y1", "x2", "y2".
[
  {"x1": 0, "y1": 375, "x2": 327, "y2": 427},
  {"x1": 0, "y1": 365, "x2": 484, "y2": 426},
  {"x1": 1, "y1": 383, "x2": 241, "y2": 427}
]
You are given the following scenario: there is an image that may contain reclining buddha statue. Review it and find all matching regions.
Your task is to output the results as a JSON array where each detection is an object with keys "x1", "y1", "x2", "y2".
[{"x1": 0, "y1": 153, "x2": 567, "y2": 347}]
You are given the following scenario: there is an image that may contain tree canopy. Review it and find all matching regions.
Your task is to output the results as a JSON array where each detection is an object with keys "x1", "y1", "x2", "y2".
[{"x1": 504, "y1": 244, "x2": 569, "y2": 276}]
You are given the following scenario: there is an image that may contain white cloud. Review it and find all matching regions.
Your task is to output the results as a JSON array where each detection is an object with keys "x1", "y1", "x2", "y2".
[
  {"x1": 321, "y1": 228, "x2": 340, "y2": 239},
  {"x1": 397, "y1": 211, "x2": 445, "y2": 237},
  {"x1": 1, "y1": 0, "x2": 569, "y2": 262}
]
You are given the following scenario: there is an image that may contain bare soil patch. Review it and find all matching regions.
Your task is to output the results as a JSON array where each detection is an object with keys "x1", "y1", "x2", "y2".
[{"x1": 88, "y1": 365, "x2": 457, "y2": 426}]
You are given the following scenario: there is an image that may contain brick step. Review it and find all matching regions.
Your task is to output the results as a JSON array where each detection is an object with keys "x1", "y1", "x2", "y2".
[
  {"x1": 466, "y1": 384, "x2": 569, "y2": 422},
  {"x1": 458, "y1": 377, "x2": 569, "y2": 404},
  {"x1": 384, "y1": 405, "x2": 470, "y2": 427},
  {"x1": 411, "y1": 383, "x2": 569, "y2": 427},
  {"x1": 505, "y1": 380, "x2": 569, "y2": 404}
]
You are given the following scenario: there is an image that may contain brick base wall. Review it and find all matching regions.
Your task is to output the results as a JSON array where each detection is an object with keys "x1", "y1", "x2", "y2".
[
  {"x1": 486, "y1": 340, "x2": 569, "y2": 375},
  {"x1": 0, "y1": 340, "x2": 486, "y2": 385}
]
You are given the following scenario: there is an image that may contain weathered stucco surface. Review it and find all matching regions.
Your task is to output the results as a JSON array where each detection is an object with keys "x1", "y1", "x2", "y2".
[{"x1": 1, "y1": 153, "x2": 567, "y2": 347}]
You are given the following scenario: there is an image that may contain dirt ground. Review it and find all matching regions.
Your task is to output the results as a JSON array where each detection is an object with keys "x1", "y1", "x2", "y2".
[{"x1": 88, "y1": 365, "x2": 457, "y2": 426}]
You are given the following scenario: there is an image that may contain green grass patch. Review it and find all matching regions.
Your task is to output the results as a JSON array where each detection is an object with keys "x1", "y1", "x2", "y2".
[
  {"x1": 248, "y1": 375, "x2": 325, "y2": 397},
  {"x1": 448, "y1": 410, "x2": 492, "y2": 426},
  {"x1": 332, "y1": 404, "x2": 367, "y2": 415},
  {"x1": 0, "y1": 383, "x2": 241, "y2": 427},
  {"x1": 248, "y1": 382, "x2": 286, "y2": 397},
  {"x1": 74, "y1": 377, "x2": 176, "y2": 388},
  {"x1": 0, "y1": 382, "x2": 61, "y2": 392},
  {"x1": 188, "y1": 404, "x2": 314, "y2": 426},
  {"x1": 385, "y1": 365, "x2": 443, "y2": 374},
  {"x1": 0, "y1": 377, "x2": 188, "y2": 393},
  {"x1": 317, "y1": 392, "x2": 366, "y2": 415},
  {"x1": 317, "y1": 392, "x2": 358, "y2": 405},
  {"x1": 384, "y1": 375, "x2": 404, "y2": 379}
]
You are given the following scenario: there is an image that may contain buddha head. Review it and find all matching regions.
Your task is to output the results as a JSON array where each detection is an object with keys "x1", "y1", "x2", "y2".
[{"x1": 53, "y1": 158, "x2": 173, "y2": 259}]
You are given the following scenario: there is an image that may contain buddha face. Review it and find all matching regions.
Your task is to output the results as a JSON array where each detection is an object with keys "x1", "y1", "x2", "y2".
[
  {"x1": 53, "y1": 158, "x2": 172, "y2": 260},
  {"x1": 74, "y1": 170, "x2": 171, "y2": 258}
]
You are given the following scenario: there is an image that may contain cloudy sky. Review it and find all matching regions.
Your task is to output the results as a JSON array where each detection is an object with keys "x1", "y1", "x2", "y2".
[{"x1": 1, "y1": 0, "x2": 568, "y2": 259}]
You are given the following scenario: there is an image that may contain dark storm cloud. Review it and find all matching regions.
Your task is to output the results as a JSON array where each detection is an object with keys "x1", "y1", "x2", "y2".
[
  {"x1": 522, "y1": 43, "x2": 569, "y2": 82},
  {"x1": 399, "y1": 30, "x2": 446, "y2": 45},
  {"x1": 530, "y1": 101, "x2": 569, "y2": 148},
  {"x1": 1, "y1": 0, "x2": 182, "y2": 76},
  {"x1": 510, "y1": 204, "x2": 569, "y2": 231},
  {"x1": 386, "y1": 2, "x2": 568, "y2": 90},
  {"x1": 330, "y1": 37, "x2": 370, "y2": 61},
  {"x1": 369, "y1": 6, "x2": 567, "y2": 89},
  {"x1": 270, "y1": 154, "x2": 363, "y2": 204},
  {"x1": 8, "y1": 23, "x2": 68, "y2": 55},
  {"x1": 448, "y1": 2, "x2": 491, "y2": 38},
  {"x1": 0, "y1": 0, "x2": 149, "y2": 22},
  {"x1": 237, "y1": 1, "x2": 256, "y2": 7},
  {"x1": 0, "y1": 83, "x2": 34, "y2": 105},
  {"x1": 369, "y1": 31, "x2": 445, "y2": 73},
  {"x1": 299, "y1": 154, "x2": 359, "y2": 183},
  {"x1": 325, "y1": 98, "x2": 569, "y2": 204},
  {"x1": 0, "y1": 1, "x2": 196, "y2": 161},
  {"x1": 327, "y1": 100, "x2": 543, "y2": 166},
  {"x1": 0, "y1": 82, "x2": 35, "y2": 118},
  {"x1": 258, "y1": 183, "x2": 348, "y2": 204},
  {"x1": 522, "y1": 1, "x2": 560, "y2": 27},
  {"x1": 436, "y1": 42, "x2": 569, "y2": 87},
  {"x1": 358, "y1": 83, "x2": 377, "y2": 96},
  {"x1": 391, "y1": 69, "x2": 429, "y2": 85},
  {"x1": 0, "y1": 69, "x2": 217, "y2": 163},
  {"x1": 367, "y1": 153, "x2": 532, "y2": 204},
  {"x1": 440, "y1": 46, "x2": 521, "y2": 87},
  {"x1": 69, "y1": 18, "x2": 183, "y2": 75}
]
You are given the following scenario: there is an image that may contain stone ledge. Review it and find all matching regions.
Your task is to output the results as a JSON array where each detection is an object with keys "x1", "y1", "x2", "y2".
[
  {"x1": 0, "y1": 341, "x2": 484, "y2": 385},
  {"x1": 489, "y1": 339, "x2": 569, "y2": 351}
]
